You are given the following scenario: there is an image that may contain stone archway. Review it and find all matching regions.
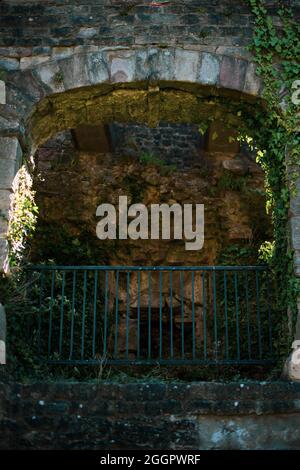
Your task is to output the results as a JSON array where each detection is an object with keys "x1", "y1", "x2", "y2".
[{"x1": 0, "y1": 46, "x2": 299, "y2": 348}]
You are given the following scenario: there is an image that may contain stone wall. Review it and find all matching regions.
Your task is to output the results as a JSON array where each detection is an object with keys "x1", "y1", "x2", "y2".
[
  {"x1": 0, "y1": 1, "x2": 299, "y2": 358},
  {"x1": 0, "y1": 0, "x2": 261, "y2": 54},
  {"x1": 1, "y1": 380, "x2": 300, "y2": 449},
  {"x1": 110, "y1": 122, "x2": 206, "y2": 168},
  {"x1": 0, "y1": 1, "x2": 299, "y2": 53},
  {"x1": 32, "y1": 128, "x2": 271, "y2": 268}
]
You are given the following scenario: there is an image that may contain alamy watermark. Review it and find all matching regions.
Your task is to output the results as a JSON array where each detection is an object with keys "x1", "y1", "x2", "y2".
[{"x1": 96, "y1": 196, "x2": 204, "y2": 251}]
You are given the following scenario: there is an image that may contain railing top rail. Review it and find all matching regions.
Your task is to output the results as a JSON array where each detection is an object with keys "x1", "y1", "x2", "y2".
[{"x1": 26, "y1": 265, "x2": 269, "y2": 271}]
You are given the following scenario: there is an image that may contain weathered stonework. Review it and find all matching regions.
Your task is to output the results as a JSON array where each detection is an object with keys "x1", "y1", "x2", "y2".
[
  {"x1": 0, "y1": 81, "x2": 5, "y2": 105},
  {"x1": 0, "y1": 1, "x2": 299, "y2": 378},
  {"x1": 0, "y1": 304, "x2": 6, "y2": 364},
  {"x1": 32, "y1": 129, "x2": 270, "y2": 268},
  {"x1": 1, "y1": 381, "x2": 300, "y2": 450}
]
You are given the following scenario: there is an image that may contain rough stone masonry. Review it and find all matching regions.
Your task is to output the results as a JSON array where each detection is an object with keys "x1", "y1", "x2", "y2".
[
  {"x1": 0, "y1": 0, "x2": 300, "y2": 450},
  {"x1": 0, "y1": 0, "x2": 299, "y2": 356}
]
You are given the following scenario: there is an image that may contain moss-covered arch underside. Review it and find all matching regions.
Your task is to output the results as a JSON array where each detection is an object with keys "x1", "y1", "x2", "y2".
[{"x1": 28, "y1": 81, "x2": 267, "y2": 150}]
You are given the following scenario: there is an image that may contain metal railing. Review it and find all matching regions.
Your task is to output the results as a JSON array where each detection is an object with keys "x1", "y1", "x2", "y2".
[{"x1": 27, "y1": 265, "x2": 276, "y2": 365}]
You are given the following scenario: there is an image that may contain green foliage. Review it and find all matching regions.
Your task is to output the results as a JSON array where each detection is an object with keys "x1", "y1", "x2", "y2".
[
  {"x1": 0, "y1": 69, "x2": 7, "y2": 81},
  {"x1": 217, "y1": 172, "x2": 250, "y2": 192},
  {"x1": 53, "y1": 71, "x2": 64, "y2": 86},
  {"x1": 31, "y1": 223, "x2": 111, "y2": 266},
  {"x1": 259, "y1": 241, "x2": 275, "y2": 263},
  {"x1": 245, "y1": 0, "x2": 300, "y2": 355},
  {"x1": 7, "y1": 165, "x2": 38, "y2": 266},
  {"x1": 218, "y1": 244, "x2": 262, "y2": 266},
  {"x1": 138, "y1": 152, "x2": 177, "y2": 175},
  {"x1": 0, "y1": 271, "x2": 49, "y2": 381}
]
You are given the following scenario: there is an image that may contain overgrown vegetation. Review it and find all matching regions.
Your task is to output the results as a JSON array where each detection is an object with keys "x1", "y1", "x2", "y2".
[
  {"x1": 0, "y1": 0, "x2": 299, "y2": 382},
  {"x1": 138, "y1": 151, "x2": 177, "y2": 175},
  {"x1": 217, "y1": 172, "x2": 250, "y2": 192},
  {"x1": 245, "y1": 0, "x2": 300, "y2": 353},
  {"x1": 7, "y1": 165, "x2": 38, "y2": 266}
]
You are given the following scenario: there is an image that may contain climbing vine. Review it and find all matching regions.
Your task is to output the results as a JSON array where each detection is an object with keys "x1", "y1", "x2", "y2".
[{"x1": 244, "y1": 0, "x2": 300, "y2": 350}]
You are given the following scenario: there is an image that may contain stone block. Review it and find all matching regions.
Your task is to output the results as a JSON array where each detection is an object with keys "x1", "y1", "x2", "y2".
[
  {"x1": 86, "y1": 51, "x2": 109, "y2": 85},
  {"x1": 0, "y1": 238, "x2": 8, "y2": 273},
  {"x1": 146, "y1": 48, "x2": 175, "y2": 81},
  {"x1": 0, "y1": 219, "x2": 8, "y2": 240},
  {"x1": 0, "y1": 159, "x2": 19, "y2": 189},
  {"x1": 223, "y1": 158, "x2": 249, "y2": 175},
  {"x1": 0, "y1": 81, "x2": 5, "y2": 105},
  {"x1": 0, "y1": 190, "x2": 10, "y2": 238},
  {"x1": 0, "y1": 303, "x2": 6, "y2": 342},
  {"x1": 294, "y1": 250, "x2": 300, "y2": 277},
  {"x1": 0, "y1": 189, "x2": 11, "y2": 215},
  {"x1": 198, "y1": 53, "x2": 220, "y2": 85},
  {"x1": 51, "y1": 46, "x2": 77, "y2": 60},
  {"x1": 0, "y1": 112, "x2": 23, "y2": 135},
  {"x1": 290, "y1": 177, "x2": 300, "y2": 216},
  {"x1": 20, "y1": 55, "x2": 50, "y2": 71},
  {"x1": 135, "y1": 49, "x2": 149, "y2": 80},
  {"x1": 219, "y1": 56, "x2": 247, "y2": 91},
  {"x1": 0, "y1": 137, "x2": 22, "y2": 162},
  {"x1": 107, "y1": 50, "x2": 136, "y2": 83},
  {"x1": 0, "y1": 305, "x2": 5, "y2": 364},
  {"x1": 77, "y1": 27, "x2": 98, "y2": 39},
  {"x1": 59, "y1": 54, "x2": 90, "y2": 90},
  {"x1": 34, "y1": 60, "x2": 65, "y2": 93},
  {"x1": 174, "y1": 49, "x2": 200, "y2": 82},
  {"x1": 0, "y1": 56, "x2": 19, "y2": 71},
  {"x1": 206, "y1": 120, "x2": 239, "y2": 153},
  {"x1": 291, "y1": 217, "x2": 300, "y2": 251},
  {"x1": 282, "y1": 341, "x2": 300, "y2": 382},
  {"x1": 244, "y1": 61, "x2": 262, "y2": 96}
]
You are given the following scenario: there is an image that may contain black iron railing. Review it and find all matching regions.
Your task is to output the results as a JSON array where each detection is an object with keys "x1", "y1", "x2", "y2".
[{"x1": 27, "y1": 265, "x2": 276, "y2": 365}]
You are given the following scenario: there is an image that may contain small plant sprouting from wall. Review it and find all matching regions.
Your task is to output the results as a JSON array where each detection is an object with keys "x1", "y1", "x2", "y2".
[
  {"x1": 53, "y1": 71, "x2": 64, "y2": 87},
  {"x1": 7, "y1": 165, "x2": 38, "y2": 266},
  {"x1": 139, "y1": 151, "x2": 177, "y2": 175}
]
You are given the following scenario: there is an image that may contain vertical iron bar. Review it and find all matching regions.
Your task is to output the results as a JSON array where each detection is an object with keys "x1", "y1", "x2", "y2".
[
  {"x1": 244, "y1": 270, "x2": 252, "y2": 359},
  {"x1": 92, "y1": 270, "x2": 98, "y2": 358},
  {"x1": 47, "y1": 270, "x2": 55, "y2": 358},
  {"x1": 137, "y1": 270, "x2": 141, "y2": 359},
  {"x1": 234, "y1": 272, "x2": 240, "y2": 361},
  {"x1": 103, "y1": 270, "x2": 109, "y2": 357},
  {"x1": 223, "y1": 271, "x2": 229, "y2": 360},
  {"x1": 38, "y1": 271, "x2": 45, "y2": 357},
  {"x1": 192, "y1": 271, "x2": 195, "y2": 360},
  {"x1": 81, "y1": 270, "x2": 87, "y2": 360},
  {"x1": 59, "y1": 271, "x2": 65, "y2": 358},
  {"x1": 159, "y1": 271, "x2": 163, "y2": 359},
  {"x1": 114, "y1": 270, "x2": 119, "y2": 358},
  {"x1": 169, "y1": 271, "x2": 173, "y2": 359},
  {"x1": 148, "y1": 272, "x2": 151, "y2": 360},
  {"x1": 255, "y1": 270, "x2": 263, "y2": 359},
  {"x1": 180, "y1": 271, "x2": 184, "y2": 359},
  {"x1": 213, "y1": 270, "x2": 218, "y2": 360},
  {"x1": 266, "y1": 270, "x2": 273, "y2": 356},
  {"x1": 69, "y1": 270, "x2": 76, "y2": 360},
  {"x1": 202, "y1": 272, "x2": 207, "y2": 360},
  {"x1": 125, "y1": 271, "x2": 130, "y2": 359}
]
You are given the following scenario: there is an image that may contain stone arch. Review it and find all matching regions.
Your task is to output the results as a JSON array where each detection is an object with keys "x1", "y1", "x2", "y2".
[
  {"x1": 0, "y1": 46, "x2": 298, "y2": 288},
  {"x1": 4, "y1": 47, "x2": 263, "y2": 132}
]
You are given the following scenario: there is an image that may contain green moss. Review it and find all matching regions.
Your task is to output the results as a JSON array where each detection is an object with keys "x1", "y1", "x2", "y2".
[
  {"x1": 53, "y1": 71, "x2": 64, "y2": 86},
  {"x1": 138, "y1": 151, "x2": 177, "y2": 175},
  {"x1": 217, "y1": 172, "x2": 250, "y2": 192},
  {"x1": 0, "y1": 69, "x2": 7, "y2": 81}
]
